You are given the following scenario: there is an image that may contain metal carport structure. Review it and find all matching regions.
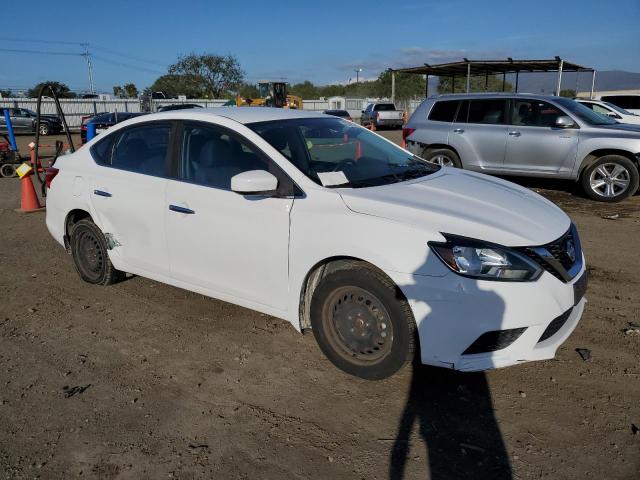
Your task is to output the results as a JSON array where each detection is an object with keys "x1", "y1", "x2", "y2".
[{"x1": 388, "y1": 57, "x2": 596, "y2": 102}]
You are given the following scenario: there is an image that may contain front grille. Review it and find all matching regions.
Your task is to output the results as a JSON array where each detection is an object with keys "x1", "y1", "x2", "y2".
[
  {"x1": 462, "y1": 327, "x2": 527, "y2": 355},
  {"x1": 515, "y1": 225, "x2": 581, "y2": 282},
  {"x1": 538, "y1": 308, "x2": 572, "y2": 342}
]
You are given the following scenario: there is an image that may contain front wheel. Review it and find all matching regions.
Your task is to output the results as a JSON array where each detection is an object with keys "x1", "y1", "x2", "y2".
[
  {"x1": 38, "y1": 123, "x2": 50, "y2": 136},
  {"x1": 310, "y1": 263, "x2": 417, "y2": 380},
  {"x1": 580, "y1": 155, "x2": 639, "y2": 202},
  {"x1": 70, "y1": 219, "x2": 124, "y2": 285}
]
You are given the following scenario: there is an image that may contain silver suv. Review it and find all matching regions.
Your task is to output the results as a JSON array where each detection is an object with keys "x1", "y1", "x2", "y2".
[{"x1": 404, "y1": 93, "x2": 640, "y2": 202}]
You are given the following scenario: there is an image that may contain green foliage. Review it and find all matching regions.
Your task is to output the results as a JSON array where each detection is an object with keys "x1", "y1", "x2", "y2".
[
  {"x1": 559, "y1": 89, "x2": 576, "y2": 98},
  {"x1": 27, "y1": 81, "x2": 76, "y2": 98},
  {"x1": 167, "y1": 53, "x2": 244, "y2": 98},
  {"x1": 112, "y1": 86, "x2": 125, "y2": 98},
  {"x1": 437, "y1": 75, "x2": 513, "y2": 94},
  {"x1": 124, "y1": 83, "x2": 138, "y2": 98},
  {"x1": 146, "y1": 74, "x2": 204, "y2": 99},
  {"x1": 0, "y1": 89, "x2": 11, "y2": 98},
  {"x1": 237, "y1": 82, "x2": 259, "y2": 98}
]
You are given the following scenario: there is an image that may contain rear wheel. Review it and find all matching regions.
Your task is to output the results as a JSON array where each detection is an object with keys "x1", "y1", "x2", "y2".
[
  {"x1": 580, "y1": 155, "x2": 639, "y2": 202},
  {"x1": 422, "y1": 147, "x2": 462, "y2": 168},
  {"x1": 70, "y1": 219, "x2": 124, "y2": 285},
  {"x1": 310, "y1": 263, "x2": 417, "y2": 380},
  {"x1": 38, "y1": 123, "x2": 50, "y2": 136},
  {"x1": 0, "y1": 164, "x2": 16, "y2": 178}
]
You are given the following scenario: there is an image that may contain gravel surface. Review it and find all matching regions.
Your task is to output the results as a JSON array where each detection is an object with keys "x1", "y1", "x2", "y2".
[{"x1": 0, "y1": 130, "x2": 638, "y2": 479}]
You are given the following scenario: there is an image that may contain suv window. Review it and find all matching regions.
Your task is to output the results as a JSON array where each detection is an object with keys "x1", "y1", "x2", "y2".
[
  {"x1": 428, "y1": 100, "x2": 459, "y2": 122},
  {"x1": 180, "y1": 122, "x2": 278, "y2": 191},
  {"x1": 92, "y1": 123, "x2": 171, "y2": 176},
  {"x1": 601, "y1": 95, "x2": 640, "y2": 110},
  {"x1": 511, "y1": 100, "x2": 566, "y2": 127},
  {"x1": 464, "y1": 99, "x2": 507, "y2": 124}
]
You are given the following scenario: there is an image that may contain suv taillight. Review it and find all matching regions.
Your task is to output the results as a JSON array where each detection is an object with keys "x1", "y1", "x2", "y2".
[
  {"x1": 402, "y1": 127, "x2": 415, "y2": 141},
  {"x1": 45, "y1": 167, "x2": 59, "y2": 189}
]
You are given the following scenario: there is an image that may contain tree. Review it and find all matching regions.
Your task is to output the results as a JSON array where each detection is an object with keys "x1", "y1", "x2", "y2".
[
  {"x1": 375, "y1": 71, "x2": 425, "y2": 100},
  {"x1": 289, "y1": 81, "x2": 319, "y2": 99},
  {"x1": 0, "y1": 89, "x2": 11, "y2": 98},
  {"x1": 437, "y1": 75, "x2": 512, "y2": 94},
  {"x1": 27, "y1": 81, "x2": 76, "y2": 98},
  {"x1": 146, "y1": 74, "x2": 203, "y2": 99},
  {"x1": 167, "y1": 53, "x2": 244, "y2": 98},
  {"x1": 113, "y1": 86, "x2": 125, "y2": 98},
  {"x1": 559, "y1": 89, "x2": 576, "y2": 98},
  {"x1": 237, "y1": 82, "x2": 259, "y2": 99},
  {"x1": 124, "y1": 83, "x2": 138, "y2": 98}
]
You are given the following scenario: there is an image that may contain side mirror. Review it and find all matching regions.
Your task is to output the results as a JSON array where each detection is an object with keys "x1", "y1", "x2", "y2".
[
  {"x1": 554, "y1": 115, "x2": 576, "y2": 129},
  {"x1": 231, "y1": 170, "x2": 278, "y2": 196}
]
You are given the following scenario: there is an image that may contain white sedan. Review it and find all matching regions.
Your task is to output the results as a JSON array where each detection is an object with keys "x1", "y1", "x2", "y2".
[
  {"x1": 45, "y1": 107, "x2": 587, "y2": 379},
  {"x1": 576, "y1": 99, "x2": 640, "y2": 125}
]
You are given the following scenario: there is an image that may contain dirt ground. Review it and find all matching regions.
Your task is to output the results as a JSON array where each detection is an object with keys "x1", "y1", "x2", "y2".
[{"x1": 1, "y1": 130, "x2": 639, "y2": 480}]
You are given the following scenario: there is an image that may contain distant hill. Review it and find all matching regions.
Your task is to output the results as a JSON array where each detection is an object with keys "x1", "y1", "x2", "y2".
[{"x1": 427, "y1": 70, "x2": 640, "y2": 94}]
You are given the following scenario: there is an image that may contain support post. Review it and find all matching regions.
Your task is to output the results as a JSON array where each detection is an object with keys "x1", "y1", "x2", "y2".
[
  {"x1": 3, "y1": 109, "x2": 17, "y2": 151},
  {"x1": 502, "y1": 72, "x2": 506, "y2": 92},
  {"x1": 466, "y1": 62, "x2": 471, "y2": 93},
  {"x1": 451, "y1": 76, "x2": 455, "y2": 93},
  {"x1": 515, "y1": 71, "x2": 519, "y2": 93},
  {"x1": 590, "y1": 70, "x2": 596, "y2": 99},
  {"x1": 425, "y1": 75, "x2": 429, "y2": 98},
  {"x1": 485, "y1": 71, "x2": 489, "y2": 91},
  {"x1": 391, "y1": 71, "x2": 396, "y2": 104},
  {"x1": 556, "y1": 59, "x2": 564, "y2": 96}
]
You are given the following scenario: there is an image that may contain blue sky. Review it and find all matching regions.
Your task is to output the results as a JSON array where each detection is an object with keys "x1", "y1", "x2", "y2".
[{"x1": 1, "y1": 0, "x2": 639, "y2": 93}]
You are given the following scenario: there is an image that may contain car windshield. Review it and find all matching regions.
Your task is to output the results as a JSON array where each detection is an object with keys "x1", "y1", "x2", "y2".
[
  {"x1": 604, "y1": 102, "x2": 634, "y2": 115},
  {"x1": 554, "y1": 97, "x2": 617, "y2": 125},
  {"x1": 248, "y1": 117, "x2": 439, "y2": 188}
]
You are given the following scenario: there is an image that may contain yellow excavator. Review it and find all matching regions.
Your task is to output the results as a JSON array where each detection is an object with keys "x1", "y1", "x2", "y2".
[{"x1": 235, "y1": 81, "x2": 303, "y2": 109}]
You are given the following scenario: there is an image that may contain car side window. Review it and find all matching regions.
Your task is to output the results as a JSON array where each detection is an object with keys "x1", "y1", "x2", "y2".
[
  {"x1": 591, "y1": 104, "x2": 612, "y2": 116},
  {"x1": 180, "y1": 122, "x2": 281, "y2": 191},
  {"x1": 92, "y1": 123, "x2": 171, "y2": 176},
  {"x1": 466, "y1": 99, "x2": 507, "y2": 124},
  {"x1": 511, "y1": 100, "x2": 566, "y2": 127},
  {"x1": 428, "y1": 100, "x2": 459, "y2": 122}
]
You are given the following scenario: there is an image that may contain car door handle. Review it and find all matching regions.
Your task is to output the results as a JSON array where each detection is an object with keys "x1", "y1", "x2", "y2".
[
  {"x1": 169, "y1": 204, "x2": 195, "y2": 214},
  {"x1": 93, "y1": 189, "x2": 112, "y2": 197},
  {"x1": 508, "y1": 131, "x2": 521, "y2": 137},
  {"x1": 453, "y1": 128, "x2": 464, "y2": 134}
]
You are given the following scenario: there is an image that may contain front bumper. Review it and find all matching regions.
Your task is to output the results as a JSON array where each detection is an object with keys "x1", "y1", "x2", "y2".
[{"x1": 387, "y1": 257, "x2": 586, "y2": 371}]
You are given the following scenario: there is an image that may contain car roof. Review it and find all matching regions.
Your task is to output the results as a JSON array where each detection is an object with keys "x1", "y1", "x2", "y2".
[
  {"x1": 141, "y1": 106, "x2": 326, "y2": 124},
  {"x1": 428, "y1": 92, "x2": 567, "y2": 101}
]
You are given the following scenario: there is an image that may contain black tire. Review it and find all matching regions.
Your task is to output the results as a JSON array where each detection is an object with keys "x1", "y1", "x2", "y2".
[
  {"x1": 580, "y1": 155, "x2": 639, "y2": 202},
  {"x1": 422, "y1": 147, "x2": 462, "y2": 168},
  {"x1": 38, "y1": 123, "x2": 50, "y2": 136},
  {"x1": 310, "y1": 262, "x2": 417, "y2": 380},
  {"x1": 0, "y1": 164, "x2": 16, "y2": 178},
  {"x1": 70, "y1": 219, "x2": 124, "y2": 285}
]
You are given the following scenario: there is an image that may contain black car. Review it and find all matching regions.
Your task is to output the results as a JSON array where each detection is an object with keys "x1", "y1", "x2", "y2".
[
  {"x1": 0, "y1": 108, "x2": 63, "y2": 135},
  {"x1": 157, "y1": 103, "x2": 204, "y2": 112},
  {"x1": 81, "y1": 112, "x2": 145, "y2": 144},
  {"x1": 322, "y1": 109, "x2": 353, "y2": 122}
]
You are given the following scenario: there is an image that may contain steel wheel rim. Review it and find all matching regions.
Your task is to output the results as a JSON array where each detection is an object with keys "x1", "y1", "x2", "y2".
[
  {"x1": 322, "y1": 286, "x2": 393, "y2": 364},
  {"x1": 39, "y1": 124, "x2": 48, "y2": 135},
  {"x1": 430, "y1": 154, "x2": 454, "y2": 167},
  {"x1": 77, "y1": 231, "x2": 104, "y2": 279},
  {"x1": 589, "y1": 163, "x2": 630, "y2": 198}
]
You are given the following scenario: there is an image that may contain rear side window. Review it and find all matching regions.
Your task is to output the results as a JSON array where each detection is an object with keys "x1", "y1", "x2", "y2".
[
  {"x1": 602, "y1": 96, "x2": 640, "y2": 109},
  {"x1": 465, "y1": 99, "x2": 507, "y2": 124},
  {"x1": 428, "y1": 101, "x2": 459, "y2": 122},
  {"x1": 91, "y1": 123, "x2": 171, "y2": 177}
]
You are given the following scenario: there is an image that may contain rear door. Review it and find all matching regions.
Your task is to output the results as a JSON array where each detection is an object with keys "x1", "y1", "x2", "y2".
[
  {"x1": 12, "y1": 109, "x2": 33, "y2": 132},
  {"x1": 503, "y1": 99, "x2": 579, "y2": 174},
  {"x1": 447, "y1": 98, "x2": 508, "y2": 170},
  {"x1": 89, "y1": 121, "x2": 174, "y2": 276}
]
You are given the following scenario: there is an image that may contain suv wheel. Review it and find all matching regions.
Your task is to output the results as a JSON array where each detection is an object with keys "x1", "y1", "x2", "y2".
[
  {"x1": 423, "y1": 148, "x2": 462, "y2": 168},
  {"x1": 310, "y1": 262, "x2": 417, "y2": 380},
  {"x1": 38, "y1": 123, "x2": 50, "y2": 136},
  {"x1": 70, "y1": 219, "x2": 124, "y2": 285},
  {"x1": 581, "y1": 155, "x2": 639, "y2": 202}
]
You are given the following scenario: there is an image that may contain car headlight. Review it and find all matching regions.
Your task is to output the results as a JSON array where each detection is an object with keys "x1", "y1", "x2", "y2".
[{"x1": 429, "y1": 235, "x2": 542, "y2": 282}]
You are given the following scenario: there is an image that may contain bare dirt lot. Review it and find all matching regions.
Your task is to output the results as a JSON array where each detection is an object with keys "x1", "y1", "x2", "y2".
[{"x1": 1, "y1": 130, "x2": 639, "y2": 479}]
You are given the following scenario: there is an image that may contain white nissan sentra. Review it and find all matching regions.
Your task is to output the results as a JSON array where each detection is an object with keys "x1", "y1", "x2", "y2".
[{"x1": 45, "y1": 107, "x2": 587, "y2": 380}]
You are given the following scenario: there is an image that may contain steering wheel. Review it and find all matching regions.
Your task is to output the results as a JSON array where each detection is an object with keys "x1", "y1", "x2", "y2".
[{"x1": 332, "y1": 159, "x2": 356, "y2": 172}]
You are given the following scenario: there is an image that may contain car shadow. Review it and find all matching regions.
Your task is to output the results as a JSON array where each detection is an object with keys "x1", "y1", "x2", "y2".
[{"x1": 389, "y1": 268, "x2": 512, "y2": 479}]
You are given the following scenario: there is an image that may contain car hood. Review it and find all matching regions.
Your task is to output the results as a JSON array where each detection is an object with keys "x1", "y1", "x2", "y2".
[
  {"x1": 338, "y1": 169, "x2": 570, "y2": 246},
  {"x1": 39, "y1": 115, "x2": 61, "y2": 122}
]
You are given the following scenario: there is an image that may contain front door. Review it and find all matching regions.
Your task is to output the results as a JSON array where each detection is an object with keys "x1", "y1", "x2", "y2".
[
  {"x1": 165, "y1": 121, "x2": 293, "y2": 311},
  {"x1": 504, "y1": 99, "x2": 579, "y2": 174}
]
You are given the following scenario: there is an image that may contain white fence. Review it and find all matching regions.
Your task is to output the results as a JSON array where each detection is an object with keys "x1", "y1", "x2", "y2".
[{"x1": 0, "y1": 96, "x2": 423, "y2": 129}]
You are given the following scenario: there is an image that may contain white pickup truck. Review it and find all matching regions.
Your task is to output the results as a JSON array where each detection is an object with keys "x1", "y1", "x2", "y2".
[{"x1": 361, "y1": 102, "x2": 404, "y2": 129}]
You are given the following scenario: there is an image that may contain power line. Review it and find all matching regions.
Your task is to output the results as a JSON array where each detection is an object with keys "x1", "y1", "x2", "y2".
[
  {"x1": 91, "y1": 55, "x2": 165, "y2": 75},
  {"x1": 0, "y1": 47, "x2": 82, "y2": 56}
]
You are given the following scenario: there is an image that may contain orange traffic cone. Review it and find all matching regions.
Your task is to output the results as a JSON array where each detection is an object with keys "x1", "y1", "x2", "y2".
[
  {"x1": 15, "y1": 163, "x2": 45, "y2": 214},
  {"x1": 400, "y1": 138, "x2": 407, "y2": 149}
]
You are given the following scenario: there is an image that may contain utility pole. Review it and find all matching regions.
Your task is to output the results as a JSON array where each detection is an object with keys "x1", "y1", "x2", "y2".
[
  {"x1": 354, "y1": 68, "x2": 362, "y2": 83},
  {"x1": 81, "y1": 43, "x2": 95, "y2": 94}
]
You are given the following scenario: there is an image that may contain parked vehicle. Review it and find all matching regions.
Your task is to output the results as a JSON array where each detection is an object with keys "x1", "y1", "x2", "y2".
[
  {"x1": 80, "y1": 112, "x2": 145, "y2": 144},
  {"x1": 323, "y1": 109, "x2": 353, "y2": 122},
  {"x1": 576, "y1": 99, "x2": 640, "y2": 125},
  {"x1": 0, "y1": 108, "x2": 63, "y2": 135},
  {"x1": 158, "y1": 103, "x2": 204, "y2": 112},
  {"x1": 361, "y1": 103, "x2": 404, "y2": 129},
  {"x1": 404, "y1": 93, "x2": 640, "y2": 202},
  {"x1": 592, "y1": 94, "x2": 640, "y2": 114},
  {"x1": 45, "y1": 107, "x2": 587, "y2": 379}
]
